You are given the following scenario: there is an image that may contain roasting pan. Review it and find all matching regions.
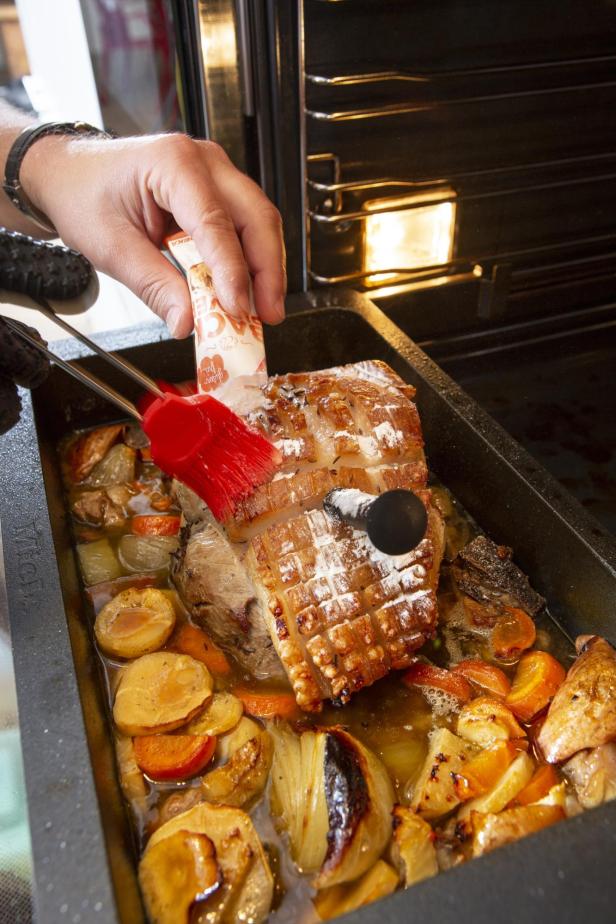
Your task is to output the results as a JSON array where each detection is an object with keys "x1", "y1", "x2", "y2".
[{"x1": 1, "y1": 289, "x2": 615, "y2": 924}]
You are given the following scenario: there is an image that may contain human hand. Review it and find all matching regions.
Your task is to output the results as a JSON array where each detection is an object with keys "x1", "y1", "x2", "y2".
[
  {"x1": 19, "y1": 134, "x2": 286, "y2": 337},
  {"x1": 0, "y1": 317, "x2": 49, "y2": 434}
]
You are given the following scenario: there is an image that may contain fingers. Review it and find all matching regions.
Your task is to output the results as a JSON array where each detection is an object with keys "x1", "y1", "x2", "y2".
[
  {"x1": 210, "y1": 156, "x2": 286, "y2": 324},
  {"x1": 98, "y1": 226, "x2": 194, "y2": 338},
  {"x1": 150, "y1": 138, "x2": 251, "y2": 319}
]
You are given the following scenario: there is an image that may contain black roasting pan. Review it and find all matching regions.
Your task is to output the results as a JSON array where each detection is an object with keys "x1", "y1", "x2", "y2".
[{"x1": 1, "y1": 289, "x2": 615, "y2": 924}]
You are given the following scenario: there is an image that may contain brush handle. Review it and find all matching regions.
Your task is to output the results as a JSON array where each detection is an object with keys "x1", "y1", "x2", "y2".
[
  {"x1": 166, "y1": 232, "x2": 267, "y2": 413},
  {"x1": 1, "y1": 315, "x2": 142, "y2": 420}
]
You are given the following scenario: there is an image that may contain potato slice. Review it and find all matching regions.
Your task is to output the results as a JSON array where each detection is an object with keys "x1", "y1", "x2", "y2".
[
  {"x1": 95, "y1": 588, "x2": 176, "y2": 659},
  {"x1": 139, "y1": 829, "x2": 221, "y2": 924},
  {"x1": 391, "y1": 806, "x2": 438, "y2": 887},
  {"x1": 314, "y1": 860, "x2": 399, "y2": 921},
  {"x1": 458, "y1": 751, "x2": 534, "y2": 821},
  {"x1": 457, "y1": 697, "x2": 526, "y2": 747},
  {"x1": 114, "y1": 733, "x2": 149, "y2": 816},
  {"x1": 113, "y1": 652, "x2": 213, "y2": 736},
  {"x1": 409, "y1": 727, "x2": 475, "y2": 820},
  {"x1": 145, "y1": 803, "x2": 273, "y2": 924},
  {"x1": 216, "y1": 717, "x2": 262, "y2": 762},
  {"x1": 472, "y1": 804, "x2": 565, "y2": 857},
  {"x1": 186, "y1": 692, "x2": 243, "y2": 737},
  {"x1": 200, "y1": 729, "x2": 273, "y2": 808}
]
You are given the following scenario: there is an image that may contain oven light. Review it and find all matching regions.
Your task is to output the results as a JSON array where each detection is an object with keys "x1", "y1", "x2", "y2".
[
  {"x1": 363, "y1": 190, "x2": 456, "y2": 284},
  {"x1": 200, "y1": 16, "x2": 237, "y2": 70}
]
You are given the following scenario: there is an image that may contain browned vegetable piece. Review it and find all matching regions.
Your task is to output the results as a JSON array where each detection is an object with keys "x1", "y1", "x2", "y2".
[
  {"x1": 200, "y1": 729, "x2": 273, "y2": 808},
  {"x1": 72, "y1": 485, "x2": 132, "y2": 528},
  {"x1": 457, "y1": 697, "x2": 526, "y2": 748},
  {"x1": 563, "y1": 742, "x2": 616, "y2": 809},
  {"x1": 472, "y1": 804, "x2": 565, "y2": 857},
  {"x1": 185, "y1": 692, "x2": 243, "y2": 737},
  {"x1": 86, "y1": 444, "x2": 136, "y2": 487},
  {"x1": 409, "y1": 727, "x2": 475, "y2": 820},
  {"x1": 313, "y1": 860, "x2": 399, "y2": 921},
  {"x1": 390, "y1": 806, "x2": 438, "y2": 887},
  {"x1": 138, "y1": 830, "x2": 221, "y2": 924},
  {"x1": 145, "y1": 803, "x2": 274, "y2": 924},
  {"x1": 538, "y1": 636, "x2": 616, "y2": 764},
  {"x1": 114, "y1": 733, "x2": 148, "y2": 817},
  {"x1": 95, "y1": 588, "x2": 176, "y2": 659},
  {"x1": 69, "y1": 424, "x2": 122, "y2": 481},
  {"x1": 457, "y1": 752, "x2": 535, "y2": 823},
  {"x1": 113, "y1": 652, "x2": 213, "y2": 736}
]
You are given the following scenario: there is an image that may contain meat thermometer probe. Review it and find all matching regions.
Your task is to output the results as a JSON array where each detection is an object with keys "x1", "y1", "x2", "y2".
[{"x1": 324, "y1": 488, "x2": 428, "y2": 556}]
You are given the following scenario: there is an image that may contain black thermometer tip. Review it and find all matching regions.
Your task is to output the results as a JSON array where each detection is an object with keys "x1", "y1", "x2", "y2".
[{"x1": 366, "y1": 488, "x2": 428, "y2": 555}]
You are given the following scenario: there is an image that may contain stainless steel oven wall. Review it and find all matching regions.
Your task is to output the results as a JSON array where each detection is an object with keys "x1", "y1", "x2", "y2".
[{"x1": 302, "y1": 0, "x2": 616, "y2": 338}]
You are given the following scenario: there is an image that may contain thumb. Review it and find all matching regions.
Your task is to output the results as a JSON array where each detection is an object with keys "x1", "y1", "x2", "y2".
[{"x1": 101, "y1": 227, "x2": 194, "y2": 338}]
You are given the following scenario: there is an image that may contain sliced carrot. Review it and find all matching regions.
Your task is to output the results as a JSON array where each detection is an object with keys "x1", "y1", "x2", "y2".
[
  {"x1": 491, "y1": 607, "x2": 536, "y2": 660},
  {"x1": 170, "y1": 623, "x2": 231, "y2": 675},
  {"x1": 505, "y1": 651, "x2": 566, "y2": 723},
  {"x1": 402, "y1": 662, "x2": 473, "y2": 703},
  {"x1": 133, "y1": 734, "x2": 216, "y2": 781},
  {"x1": 131, "y1": 515, "x2": 181, "y2": 536},
  {"x1": 234, "y1": 686, "x2": 300, "y2": 719},
  {"x1": 514, "y1": 764, "x2": 559, "y2": 806},
  {"x1": 452, "y1": 659, "x2": 511, "y2": 699},
  {"x1": 453, "y1": 740, "x2": 517, "y2": 800}
]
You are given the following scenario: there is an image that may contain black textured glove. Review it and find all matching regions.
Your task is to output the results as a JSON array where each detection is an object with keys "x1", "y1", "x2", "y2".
[{"x1": 0, "y1": 317, "x2": 49, "y2": 434}]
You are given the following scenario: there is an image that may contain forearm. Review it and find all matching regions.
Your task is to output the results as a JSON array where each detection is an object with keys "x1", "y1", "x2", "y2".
[{"x1": 0, "y1": 100, "x2": 55, "y2": 237}]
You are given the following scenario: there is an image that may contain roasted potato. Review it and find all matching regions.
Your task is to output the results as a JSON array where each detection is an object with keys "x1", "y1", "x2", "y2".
[
  {"x1": 143, "y1": 803, "x2": 274, "y2": 924},
  {"x1": 472, "y1": 804, "x2": 565, "y2": 857},
  {"x1": 409, "y1": 727, "x2": 475, "y2": 819},
  {"x1": 201, "y1": 729, "x2": 273, "y2": 808},
  {"x1": 138, "y1": 830, "x2": 221, "y2": 924},
  {"x1": 314, "y1": 860, "x2": 399, "y2": 921},
  {"x1": 390, "y1": 806, "x2": 438, "y2": 887},
  {"x1": 113, "y1": 652, "x2": 213, "y2": 736},
  {"x1": 186, "y1": 692, "x2": 244, "y2": 737},
  {"x1": 95, "y1": 588, "x2": 176, "y2": 659},
  {"x1": 457, "y1": 697, "x2": 526, "y2": 747}
]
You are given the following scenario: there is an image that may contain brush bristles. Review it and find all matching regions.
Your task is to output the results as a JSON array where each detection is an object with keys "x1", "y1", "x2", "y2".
[{"x1": 173, "y1": 416, "x2": 280, "y2": 521}]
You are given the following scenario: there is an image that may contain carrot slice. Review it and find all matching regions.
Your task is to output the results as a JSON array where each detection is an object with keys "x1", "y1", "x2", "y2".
[
  {"x1": 402, "y1": 662, "x2": 473, "y2": 703},
  {"x1": 233, "y1": 686, "x2": 300, "y2": 719},
  {"x1": 170, "y1": 623, "x2": 231, "y2": 675},
  {"x1": 452, "y1": 659, "x2": 511, "y2": 699},
  {"x1": 491, "y1": 608, "x2": 537, "y2": 660},
  {"x1": 453, "y1": 740, "x2": 517, "y2": 800},
  {"x1": 134, "y1": 734, "x2": 216, "y2": 781},
  {"x1": 505, "y1": 651, "x2": 566, "y2": 722},
  {"x1": 131, "y1": 515, "x2": 181, "y2": 536},
  {"x1": 514, "y1": 764, "x2": 559, "y2": 806}
]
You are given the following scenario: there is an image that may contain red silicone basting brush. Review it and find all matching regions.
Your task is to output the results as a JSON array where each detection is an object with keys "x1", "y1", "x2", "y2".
[
  {"x1": 5, "y1": 318, "x2": 280, "y2": 521},
  {"x1": 142, "y1": 389, "x2": 280, "y2": 520}
]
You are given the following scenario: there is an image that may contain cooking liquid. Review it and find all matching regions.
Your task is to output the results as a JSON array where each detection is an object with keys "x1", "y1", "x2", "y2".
[{"x1": 61, "y1": 429, "x2": 575, "y2": 924}]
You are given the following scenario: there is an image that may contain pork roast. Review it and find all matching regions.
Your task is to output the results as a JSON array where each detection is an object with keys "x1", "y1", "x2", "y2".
[{"x1": 172, "y1": 360, "x2": 445, "y2": 710}]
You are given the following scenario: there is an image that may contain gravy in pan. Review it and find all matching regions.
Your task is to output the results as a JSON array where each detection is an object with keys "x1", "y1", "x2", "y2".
[{"x1": 61, "y1": 425, "x2": 580, "y2": 924}]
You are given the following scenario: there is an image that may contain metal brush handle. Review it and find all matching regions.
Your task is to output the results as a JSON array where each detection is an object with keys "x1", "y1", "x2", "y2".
[{"x1": 2, "y1": 315, "x2": 143, "y2": 421}]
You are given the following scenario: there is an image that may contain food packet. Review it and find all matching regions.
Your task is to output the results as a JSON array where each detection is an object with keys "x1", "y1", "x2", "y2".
[{"x1": 165, "y1": 231, "x2": 267, "y2": 414}]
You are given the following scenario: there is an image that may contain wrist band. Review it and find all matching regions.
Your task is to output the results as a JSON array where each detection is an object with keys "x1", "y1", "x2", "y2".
[{"x1": 3, "y1": 121, "x2": 112, "y2": 234}]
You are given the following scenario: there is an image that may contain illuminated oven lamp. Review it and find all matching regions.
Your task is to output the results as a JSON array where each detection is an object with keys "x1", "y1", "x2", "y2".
[{"x1": 363, "y1": 190, "x2": 457, "y2": 286}]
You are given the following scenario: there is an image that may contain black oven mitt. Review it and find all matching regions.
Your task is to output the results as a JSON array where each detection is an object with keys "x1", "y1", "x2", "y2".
[
  {"x1": 0, "y1": 318, "x2": 50, "y2": 434},
  {"x1": 0, "y1": 228, "x2": 93, "y2": 435}
]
